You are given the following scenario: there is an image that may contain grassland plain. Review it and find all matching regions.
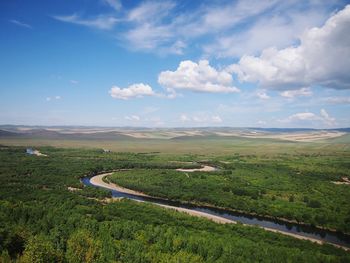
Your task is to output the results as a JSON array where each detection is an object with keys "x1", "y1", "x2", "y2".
[
  {"x1": 1, "y1": 132, "x2": 350, "y2": 154},
  {"x1": 0, "y1": 134, "x2": 350, "y2": 262}
]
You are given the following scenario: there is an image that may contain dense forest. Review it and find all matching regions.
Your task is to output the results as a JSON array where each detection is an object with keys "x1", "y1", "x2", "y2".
[
  {"x1": 0, "y1": 146, "x2": 349, "y2": 262},
  {"x1": 108, "y1": 152, "x2": 350, "y2": 233}
]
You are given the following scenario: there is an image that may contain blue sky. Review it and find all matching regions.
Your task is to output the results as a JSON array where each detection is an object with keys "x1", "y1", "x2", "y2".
[{"x1": 1, "y1": 0, "x2": 350, "y2": 128}]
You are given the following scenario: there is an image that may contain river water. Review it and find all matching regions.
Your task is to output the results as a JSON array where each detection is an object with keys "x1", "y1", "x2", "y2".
[{"x1": 82, "y1": 177, "x2": 350, "y2": 248}]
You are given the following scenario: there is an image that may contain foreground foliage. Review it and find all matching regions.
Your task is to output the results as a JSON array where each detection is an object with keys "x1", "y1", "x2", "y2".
[{"x1": 0, "y1": 146, "x2": 349, "y2": 262}]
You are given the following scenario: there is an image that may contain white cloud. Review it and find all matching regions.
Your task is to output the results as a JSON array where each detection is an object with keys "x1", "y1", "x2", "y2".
[
  {"x1": 46, "y1": 96, "x2": 61, "y2": 102},
  {"x1": 203, "y1": 7, "x2": 328, "y2": 58},
  {"x1": 9, "y1": 19, "x2": 32, "y2": 29},
  {"x1": 163, "y1": 88, "x2": 178, "y2": 99},
  {"x1": 102, "y1": 0, "x2": 121, "y2": 11},
  {"x1": 109, "y1": 83, "x2": 155, "y2": 100},
  {"x1": 257, "y1": 120, "x2": 267, "y2": 125},
  {"x1": 162, "y1": 40, "x2": 186, "y2": 55},
  {"x1": 158, "y1": 60, "x2": 240, "y2": 93},
  {"x1": 122, "y1": 0, "x2": 278, "y2": 55},
  {"x1": 228, "y1": 5, "x2": 350, "y2": 90},
  {"x1": 177, "y1": 0, "x2": 279, "y2": 40},
  {"x1": 70, "y1": 80, "x2": 79, "y2": 85},
  {"x1": 180, "y1": 114, "x2": 190, "y2": 122},
  {"x1": 211, "y1": 115, "x2": 223, "y2": 123},
  {"x1": 280, "y1": 112, "x2": 319, "y2": 122},
  {"x1": 179, "y1": 114, "x2": 222, "y2": 124},
  {"x1": 53, "y1": 0, "x2": 342, "y2": 57},
  {"x1": 124, "y1": 23, "x2": 173, "y2": 51},
  {"x1": 123, "y1": 1, "x2": 181, "y2": 53},
  {"x1": 280, "y1": 87, "x2": 312, "y2": 98},
  {"x1": 53, "y1": 14, "x2": 118, "y2": 30},
  {"x1": 279, "y1": 109, "x2": 336, "y2": 126},
  {"x1": 143, "y1": 107, "x2": 159, "y2": 115},
  {"x1": 124, "y1": 115, "x2": 140, "y2": 121},
  {"x1": 118, "y1": 0, "x2": 284, "y2": 55},
  {"x1": 320, "y1": 109, "x2": 336, "y2": 126},
  {"x1": 256, "y1": 90, "x2": 270, "y2": 100},
  {"x1": 192, "y1": 116, "x2": 204, "y2": 123},
  {"x1": 324, "y1": 97, "x2": 350, "y2": 104},
  {"x1": 127, "y1": 1, "x2": 175, "y2": 23}
]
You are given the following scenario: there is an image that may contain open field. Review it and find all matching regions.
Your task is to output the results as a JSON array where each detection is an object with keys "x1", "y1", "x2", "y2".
[{"x1": 1, "y1": 130, "x2": 350, "y2": 155}]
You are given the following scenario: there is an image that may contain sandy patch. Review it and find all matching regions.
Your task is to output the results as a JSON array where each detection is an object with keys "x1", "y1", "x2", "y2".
[
  {"x1": 214, "y1": 132, "x2": 240, "y2": 137},
  {"x1": 34, "y1": 151, "x2": 48, "y2": 156},
  {"x1": 67, "y1": 186, "x2": 82, "y2": 191},
  {"x1": 90, "y1": 173, "x2": 150, "y2": 197},
  {"x1": 260, "y1": 132, "x2": 345, "y2": 142},
  {"x1": 27, "y1": 149, "x2": 48, "y2": 157},
  {"x1": 123, "y1": 132, "x2": 151, "y2": 139},
  {"x1": 176, "y1": 165, "x2": 217, "y2": 172},
  {"x1": 333, "y1": 177, "x2": 350, "y2": 185}
]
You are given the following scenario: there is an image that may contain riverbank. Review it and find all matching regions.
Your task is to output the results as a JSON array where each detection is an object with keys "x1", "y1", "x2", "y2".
[
  {"x1": 101, "y1": 169, "x2": 349, "y2": 236},
  {"x1": 87, "y1": 172, "x2": 349, "y2": 251}
]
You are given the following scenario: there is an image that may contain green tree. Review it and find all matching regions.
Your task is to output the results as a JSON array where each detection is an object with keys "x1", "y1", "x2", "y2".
[
  {"x1": 66, "y1": 229, "x2": 102, "y2": 263},
  {"x1": 0, "y1": 250, "x2": 11, "y2": 263},
  {"x1": 20, "y1": 235, "x2": 61, "y2": 263}
]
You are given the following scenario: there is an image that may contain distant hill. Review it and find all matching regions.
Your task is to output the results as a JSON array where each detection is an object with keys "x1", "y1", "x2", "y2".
[
  {"x1": 0, "y1": 126, "x2": 348, "y2": 142},
  {"x1": 0, "y1": 130, "x2": 20, "y2": 137},
  {"x1": 0, "y1": 129, "x2": 135, "y2": 140}
]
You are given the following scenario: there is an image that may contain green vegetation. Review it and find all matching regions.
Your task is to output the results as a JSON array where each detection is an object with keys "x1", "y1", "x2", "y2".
[
  {"x1": 109, "y1": 152, "x2": 350, "y2": 233},
  {"x1": 2, "y1": 133, "x2": 350, "y2": 154},
  {"x1": 0, "y1": 145, "x2": 349, "y2": 262}
]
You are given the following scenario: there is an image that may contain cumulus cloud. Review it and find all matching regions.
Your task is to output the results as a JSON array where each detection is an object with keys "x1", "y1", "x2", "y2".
[
  {"x1": 109, "y1": 83, "x2": 155, "y2": 100},
  {"x1": 279, "y1": 109, "x2": 336, "y2": 126},
  {"x1": 280, "y1": 87, "x2": 312, "y2": 98},
  {"x1": 53, "y1": 14, "x2": 118, "y2": 30},
  {"x1": 228, "y1": 5, "x2": 350, "y2": 90},
  {"x1": 158, "y1": 60, "x2": 240, "y2": 93}
]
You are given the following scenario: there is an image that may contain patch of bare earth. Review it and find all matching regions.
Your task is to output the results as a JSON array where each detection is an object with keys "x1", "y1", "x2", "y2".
[
  {"x1": 176, "y1": 165, "x2": 216, "y2": 172},
  {"x1": 333, "y1": 177, "x2": 350, "y2": 185}
]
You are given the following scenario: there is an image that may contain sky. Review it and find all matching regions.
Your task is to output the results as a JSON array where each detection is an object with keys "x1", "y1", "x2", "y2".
[{"x1": 0, "y1": 0, "x2": 350, "y2": 128}]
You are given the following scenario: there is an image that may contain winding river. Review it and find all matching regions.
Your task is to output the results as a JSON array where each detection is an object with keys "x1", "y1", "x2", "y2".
[{"x1": 82, "y1": 173, "x2": 350, "y2": 250}]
